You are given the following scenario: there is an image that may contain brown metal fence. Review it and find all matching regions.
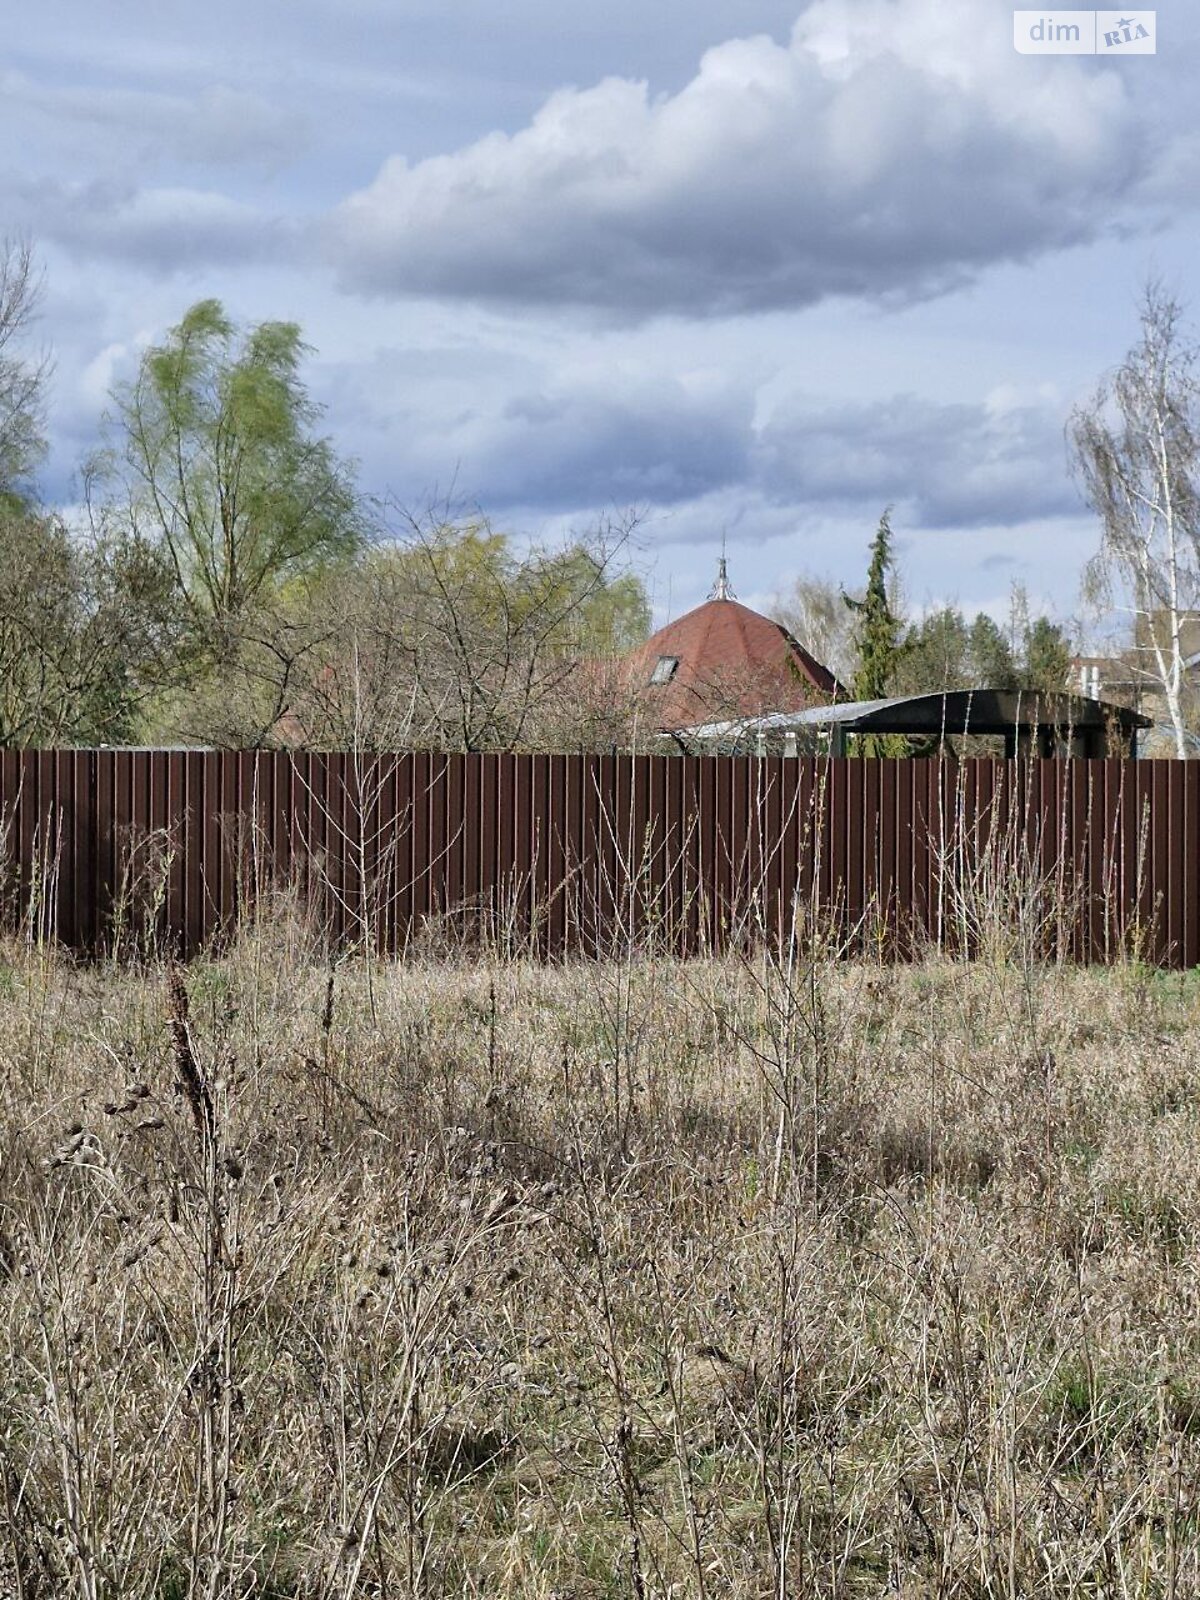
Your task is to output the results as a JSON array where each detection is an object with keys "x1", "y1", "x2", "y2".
[{"x1": 0, "y1": 750, "x2": 1195, "y2": 964}]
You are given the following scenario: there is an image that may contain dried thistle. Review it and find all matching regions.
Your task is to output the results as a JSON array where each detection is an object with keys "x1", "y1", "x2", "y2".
[
  {"x1": 166, "y1": 965, "x2": 215, "y2": 1149},
  {"x1": 321, "y1": 964, "x2": 336, "y2": 1036}
]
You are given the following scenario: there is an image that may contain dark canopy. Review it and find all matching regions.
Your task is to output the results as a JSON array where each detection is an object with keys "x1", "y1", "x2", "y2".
[{"x1": 682, "y1": 690, "x2": 1150, "y2": 757}]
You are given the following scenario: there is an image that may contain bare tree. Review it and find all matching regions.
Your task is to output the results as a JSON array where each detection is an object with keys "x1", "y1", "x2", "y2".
[
  {"x1": 138, "y1": 504, "x2": 652, "y2": 752},
  {"x1": 0, "y1": 239, "x2": 49, "y2": 503},
  {"x1": 770, "y1": 574, "x2": 857, "y2": 685},
  {"x1": 296, "y1": 504, "x2": 650, "y2": 753},
  {"x1": 1071, "y1": 282, "x2": 1200, "y2": 758},
  {"x1": 142, "y1": 596, "x2": 339, "y2": 749}
]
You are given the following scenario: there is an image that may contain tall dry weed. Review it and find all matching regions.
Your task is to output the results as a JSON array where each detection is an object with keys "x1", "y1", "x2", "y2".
[{"x1": 0, "y1": 911, "x2": 1197, "y2": 1596}]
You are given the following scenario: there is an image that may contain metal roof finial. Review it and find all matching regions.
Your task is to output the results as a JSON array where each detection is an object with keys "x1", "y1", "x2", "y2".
[{"x1": 710, "y1": 538, "x2": 735, "y2": 601}]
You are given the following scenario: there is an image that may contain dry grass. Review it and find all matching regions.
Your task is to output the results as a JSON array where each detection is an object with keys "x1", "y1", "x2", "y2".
[{"x1": 1, "y1": 916, "x2": 1199, "y2": 1598}]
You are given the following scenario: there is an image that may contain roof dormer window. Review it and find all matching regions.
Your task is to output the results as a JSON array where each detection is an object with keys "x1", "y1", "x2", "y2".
[{"x1": 650, "y1": 655, "x2": 679, "y2": 685}]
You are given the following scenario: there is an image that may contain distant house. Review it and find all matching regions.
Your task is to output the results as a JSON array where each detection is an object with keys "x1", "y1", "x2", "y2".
[
  {"x1": 1073, "y1": 612, "x2": 1200, "y2": 753},
  {"x1": 1075, "y1": 614, "x2": 1200, "y2": 699},
  {"x1": 1071, "y1": 654, "x2": 1147, "y2": 709},
  {"x1": 622, "y1": 560, "x2": 847, "y2": 746}
]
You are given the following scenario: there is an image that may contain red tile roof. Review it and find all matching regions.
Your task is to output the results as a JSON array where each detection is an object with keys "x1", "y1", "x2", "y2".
[{"x1": 626, "y1": 597, "x2": 848, "y2": 732}]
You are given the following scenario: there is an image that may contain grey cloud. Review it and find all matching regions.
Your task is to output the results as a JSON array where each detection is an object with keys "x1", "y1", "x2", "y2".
[
  {"x1": 1, "y1": 73, "x2": 307, "y2": 170},
  {"x1": 333, "y1": 364, "x2": 754, "y2": 512},
  {"x1": 323, "y1": 341, "x2": 1081, "y2": 537},
  {"x1": 329, "y1": 0, "x2": 1161, "y2": 319},
  {"x1": 480, "y1": 386, "x2": 751, "y2": 506},
  {"x1": 754, "y1": 393, "x2": 1082, "y2": 528},
  {"x1": 0, "y1": 174, "x2": 305, "y2": 273}
]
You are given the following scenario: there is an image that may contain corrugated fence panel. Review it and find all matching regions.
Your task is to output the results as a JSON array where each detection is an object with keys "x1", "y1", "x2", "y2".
[
  {"x1": 2, "y1": 751, "x2": 1200, "y2": 966},
  {"x1": 1185, "y1": 764, "x2": 1200, "y2": 969}
]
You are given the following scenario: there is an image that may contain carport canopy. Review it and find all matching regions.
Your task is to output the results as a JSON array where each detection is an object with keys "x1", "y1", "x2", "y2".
[{"x1": 680, "y1": 689, "x2": 1151, "y2": 758}]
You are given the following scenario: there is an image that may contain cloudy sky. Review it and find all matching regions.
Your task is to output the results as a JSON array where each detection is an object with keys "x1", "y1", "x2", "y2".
[{"x1": 7, "y1": 0, "x2": 1198, "y2": 633}]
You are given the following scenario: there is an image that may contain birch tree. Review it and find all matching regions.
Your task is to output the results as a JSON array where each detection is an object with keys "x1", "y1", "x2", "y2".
[
  {"x1": 1071, "y1": 283, "x2": 1200, "y2": 757},
  {"x1": 770, "y1": 574, "x2": 857, "y2": 684}
]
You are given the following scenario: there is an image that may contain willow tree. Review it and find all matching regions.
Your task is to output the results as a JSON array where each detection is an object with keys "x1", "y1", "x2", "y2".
[{"x1": 112, "y1": 299, "x2": 363, "y2": 634}]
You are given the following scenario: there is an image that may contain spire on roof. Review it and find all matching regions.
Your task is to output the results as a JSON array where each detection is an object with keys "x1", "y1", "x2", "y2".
[{"x1": 709, "y1": 543, "x2": 735, "y2": 601}]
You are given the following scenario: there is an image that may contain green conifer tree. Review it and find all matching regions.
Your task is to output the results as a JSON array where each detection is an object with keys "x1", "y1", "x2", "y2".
[{"x1": 844, "y1": 510, "x2": 907, "y2": 754}]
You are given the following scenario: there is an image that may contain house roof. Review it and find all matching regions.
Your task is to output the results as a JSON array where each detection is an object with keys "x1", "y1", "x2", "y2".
[{"x1": 626, "y1": 588, "x2": 847, "y2": 732}]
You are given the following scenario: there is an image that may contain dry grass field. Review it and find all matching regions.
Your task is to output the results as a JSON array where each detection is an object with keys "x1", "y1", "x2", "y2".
[{"x1": 2, "y1": 908, "x2": 1200, "y2": 1598}]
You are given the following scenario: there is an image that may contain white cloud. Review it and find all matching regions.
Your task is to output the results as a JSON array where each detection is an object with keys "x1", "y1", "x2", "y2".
[
  {"x1": 76, "y1": 341, "x2": 134, "y2": 410},
  {"x1": 329, "y1": 0, "x2": 1162, "y2": 318}
]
